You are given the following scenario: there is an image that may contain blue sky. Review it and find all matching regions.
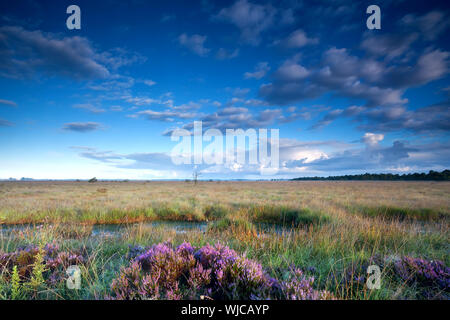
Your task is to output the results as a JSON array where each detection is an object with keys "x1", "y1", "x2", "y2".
[{"x1": 0, "y1": 0, "x2": 449, "y2": 179}]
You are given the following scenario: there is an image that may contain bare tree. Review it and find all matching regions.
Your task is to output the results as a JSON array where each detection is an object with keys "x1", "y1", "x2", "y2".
[{"x1": 192, "y1": 168, "x2": 201, "y2": 185}]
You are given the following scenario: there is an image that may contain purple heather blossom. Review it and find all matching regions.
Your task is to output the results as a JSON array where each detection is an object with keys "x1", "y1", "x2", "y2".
[
  {"x1": 110, "y1": 242, "x2": 334, "y2": 300},
  {"x1": 394, "y1": 256, "x2": 450, "y2": 299},
  {"x1": 0, "y1": 244, "x2": 85, "y2": 286}
]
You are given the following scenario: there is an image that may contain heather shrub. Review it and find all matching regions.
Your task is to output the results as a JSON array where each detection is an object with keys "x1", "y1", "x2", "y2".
[
  {"x1": 0, "y1": 243, "x2": 85, "y2": 290},
  {"x1": 126, "y1": 244, "x2": 148, "y2": 261},
  {"x1": 276, "y1": 268, "x2": 335, "y2": 300},
  {"x1": 394, "y1": 256, "x2": 450, "y2": 299},
  {"x1": 329, "y1": 256, "x2": 383, "y2": 298},
  {"x1": 331, "y1": 255, "x2": 450, "y2": 299},
  {"x1": 345, "y1": 255, "x2": 383, "y2": 278},
  {"x1": 109, "y1": 242, "x2": 333, "y2": 300}
]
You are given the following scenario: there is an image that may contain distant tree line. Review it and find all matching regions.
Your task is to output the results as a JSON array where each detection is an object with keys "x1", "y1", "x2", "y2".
[{"x1": 292, "y1": 170, "x2": 450, "y2": 181}]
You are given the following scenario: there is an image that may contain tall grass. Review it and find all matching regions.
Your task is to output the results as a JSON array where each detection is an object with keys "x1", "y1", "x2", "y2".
[{"x1": 0, "y1": 181, "x2": 448, "y2": 300}]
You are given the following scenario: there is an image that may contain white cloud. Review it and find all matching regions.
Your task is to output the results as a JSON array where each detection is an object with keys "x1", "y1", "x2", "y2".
[
  {"x1": 0, "y1": 26, "x2": 110, "y2": 80},
  {"x1": 244, "y1": 62, "x2": 270, "y2": 79},
  {"x1": 215, "y1": 0, "x2": 277, "y2": 45},
  {"x1": 275, "y1": 29, "x2": 318, "y2": 48},
  {"x1": 216, "y1": 48, "x2": 239, "y2": 60},
  {"x1": 73, "y1": 103, "x2": 106, "y2": 114},
  {"x1": 178, "y1": 33, "x2": 210, "y2": 57},
  {"x1": 0, "y1": 99, "x2": 17, "y2": 107},
  {"x1": 62, "y1": 122, "x2": 102, "y2": 133},
  {"x1": 362, "y1": 133, "x2": 384, "y2": 147},
  {"x1": 143, "y1": 80, "x2": 156, "y2": 86}
]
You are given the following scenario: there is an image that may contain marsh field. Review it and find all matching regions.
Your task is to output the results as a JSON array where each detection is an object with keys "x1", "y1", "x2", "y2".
[{"x1": 0, "y1": 180, "x2": 448, "y2": 300}]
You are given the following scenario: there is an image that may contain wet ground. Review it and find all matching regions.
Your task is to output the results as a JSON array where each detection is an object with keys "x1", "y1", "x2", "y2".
[{"x1": 0, "y1": 221, "x2": 292, "y2": 239}]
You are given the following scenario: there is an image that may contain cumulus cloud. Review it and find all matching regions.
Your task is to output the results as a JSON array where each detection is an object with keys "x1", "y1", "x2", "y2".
[
  {"x1": 401, "y1": 10, "x2": 450, "y2": 41},
  {"x1": 244, "y1": 62, "x2": 270, "y2": 79},
  {"x1": 361, "y1": 33, "x2": 418, "y2": 60},
  {"x1": 362, "y1": 133, "x2": 384, "y2": 147},
  {"x1": 278, "y1": 139, "x2": 347, "y2": 168},
  {"x1": 72, "y1": 135, "x2": 450, "y2": 179},
  {"x1": 216, "y1": 48, "x2": 239, "y2": 60},
  {"x1": 300, "y1": 140, "x2": 416, "y2": 172},
  {"x1": 273, "y1": 55, "x2": 310, "y2": 82},
  {"x1": 172, "y1": 101, "x2": 202, "y2": 111},
  {"x1": 275, "y1": 29, "x2": 318, "y2": 48},
  {"x1": 162, "y1": 106, "x2": 285, "y2": 136},
  {"x1": 0, "y1": 26, "x2": 110, "y2": 80},
  {"x1": 260, "y1": 42, "x2": 449, "y2": 106},
  {"x1": 87, "y1": 75, "x2": 135, "y2": 92},
  {"x1": 62, "y1": 122, "x2": 102, "y2": 133},
  {"x1": 135, "y1": 109, "x2": 198, "y2": 122},
  {"x1": 383, "y1": 49, "x2": 449, "y2": 89},
  {"x1": 130, "y1": 99, "x2": 218, "y2": 124},
  {"x1": 278, "y1": 106, "x2": 314, "y2": 123},
  {"x1": 311, "y1": 100, "x2": 450, "y2": 134},
  {"x1": 143, "y1": 80, "x2": 157, "y2": 86},
  {"x1": 242, "y1": 99, "x2": 268, "y2": 107},
  {"x1": 310, "y1": 109, "x2": 344, "y2": 129},
  {"x1": 229, "y1": 87, "x2": 250, "y2": 97},
  {"x1": 359, "y1": 101, "x2": 450, "y2": 133},
  {"x1": 178, "y1": 33, "x2": 210, "y2": 57},
  {"x1": 96, "y1": 47, "x2": 147, "y2": 70},
  {"x1": 215, "y1": 0, "x2": 277, "y2": 45},
  {"x1": 73, "y1": 104, "x2": 106, "y2": 114},
  {"x1": 275, "y1": 133, "x2": 444, "y2": 175},
  {"x1": 196, "y1": 107, "x2": 271, "y2": 131},
  {"x1": 125, "y1": 96, "x2": 160, "y2": 106}
]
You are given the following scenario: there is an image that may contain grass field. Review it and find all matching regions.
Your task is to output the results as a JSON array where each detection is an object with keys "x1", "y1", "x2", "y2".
[{"x1": 0, "y1": 181, "x2": 448, "y2": 300}]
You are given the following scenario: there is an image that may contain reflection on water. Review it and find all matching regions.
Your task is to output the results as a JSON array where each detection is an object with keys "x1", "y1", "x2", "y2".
[
  {"x1": 0, "y1": 221, "x2": 295, "y2": 239},
  {"x1": 91, "y1": 221, "x2": 208, "y2": 236},
  {"x1": 0, "y1": 221, "x2": 208, "y2": 238}
]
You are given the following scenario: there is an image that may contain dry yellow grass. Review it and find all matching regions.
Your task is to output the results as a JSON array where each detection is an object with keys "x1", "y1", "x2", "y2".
[
  {"x1": 0, "y1": 181, "x2": 448, "y2": 299},
  {"x1": 0, "y1": 181, "x2": 448, "y2": 222}
]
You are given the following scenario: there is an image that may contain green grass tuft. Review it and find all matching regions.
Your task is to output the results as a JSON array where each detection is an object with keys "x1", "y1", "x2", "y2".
[
  {"x1": 358, "y1": 205, "x2": 447, "y2": 221},
  {"x1": 207, "y1": 217, "x2": 256, "y2": 234},
  {"x1": 248, "y1": 205, "x2": 329, "y2": 226}
]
